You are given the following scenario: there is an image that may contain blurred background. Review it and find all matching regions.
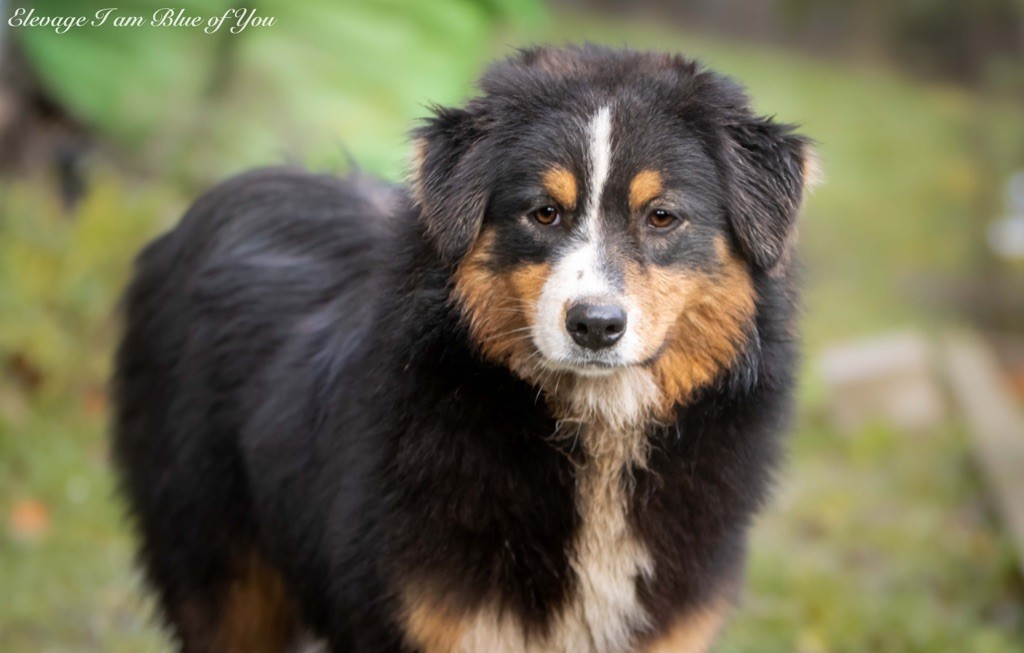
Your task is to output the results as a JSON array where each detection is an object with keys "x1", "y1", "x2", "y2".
[{"x1": 2, "y1": 1, "x2": 1024, "y2": 651}]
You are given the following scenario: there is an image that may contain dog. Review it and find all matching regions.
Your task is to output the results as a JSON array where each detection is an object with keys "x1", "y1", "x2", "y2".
[{"x1": 112, "y1": 44, "x2": 818, "y2": 653}]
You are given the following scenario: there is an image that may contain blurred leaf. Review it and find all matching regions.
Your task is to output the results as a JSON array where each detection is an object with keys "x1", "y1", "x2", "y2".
[
  {"x1": 16, "y1": 1, "x2": 229, "y2": 143},
  {"x1": 16, "y1": 0, "x2": 547, "y2": 178}
]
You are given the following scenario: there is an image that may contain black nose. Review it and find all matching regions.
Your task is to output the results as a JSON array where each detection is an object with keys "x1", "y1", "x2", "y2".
[{"x1": 565, "y1": 302, "x2": 627, "y2": 350}]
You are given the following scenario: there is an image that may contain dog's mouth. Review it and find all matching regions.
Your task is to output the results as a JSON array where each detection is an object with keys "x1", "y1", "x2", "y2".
[
  {"x1": 537, "y1": 343, "x2": 664, "y2": 376},
  {"x1": 544, "y1": 358, "x2": 625, "y2": 377},
  {"x1": 529, "y1": 332, "x2": 671, "y2": 378}
]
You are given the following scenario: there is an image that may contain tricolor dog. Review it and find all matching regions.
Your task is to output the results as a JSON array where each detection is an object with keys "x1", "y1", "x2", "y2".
[{"x1": 113, "y1": 45, "x2": 818, "y2": 653}]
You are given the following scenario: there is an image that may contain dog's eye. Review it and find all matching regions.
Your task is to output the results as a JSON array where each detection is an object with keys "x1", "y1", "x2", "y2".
[
  {"x1": 532, "y1": 206, "x2": 560, "y2": 226},
  {"x1": 647, "y1": 209, "x2": 677, "y2": 229}
]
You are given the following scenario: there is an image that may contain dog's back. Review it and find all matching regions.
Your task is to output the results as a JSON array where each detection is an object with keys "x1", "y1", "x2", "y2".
[{"x1": 112, "y1": 167, "x2": 397, "y2": 650}]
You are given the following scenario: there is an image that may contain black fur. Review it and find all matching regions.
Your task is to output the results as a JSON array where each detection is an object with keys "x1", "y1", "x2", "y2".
[{"x1": 113, "y1": 45, "x2": 810, "y2": 652}]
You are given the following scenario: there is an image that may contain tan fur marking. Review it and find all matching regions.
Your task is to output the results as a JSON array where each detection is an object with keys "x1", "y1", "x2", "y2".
[
  {"x1": 642, "y1": 600, "x2": 731, "y2": 653},
  {"x1": 409, "y1": 137, "x2": 429, "y2": 206},
  {"x1": 801, "y1": 145, "x2": 824, "y2": 191},
  {"x1": 453, "y1": 230, "x2": 550, "y2": 377},
  {"x1": 542, "y1": 166, "x2": 578, "y2": 210},
  {"x1": 562, "y1": 414, "x2": 654, "y2": 650},
  {"x1": 210, "y1": 553, "x2": 298, "y2": 653},
  {"x1": 402, "y1": 592, "x2": 467, "y2": 653},
  {"x1": 629, "y1": 170, "x2": 663, "y2": 212},
  {"x1": 628, "y1": 237, "x2": 756, "y2": 416}
]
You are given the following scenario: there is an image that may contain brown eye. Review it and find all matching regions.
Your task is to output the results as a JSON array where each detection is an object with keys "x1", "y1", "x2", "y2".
[
  {"x1": 647, "y1": 209, "x2": 677, "y2": 229},
  {"x1": 532, "y1": 206, "x2": 560, "y2": 226}
]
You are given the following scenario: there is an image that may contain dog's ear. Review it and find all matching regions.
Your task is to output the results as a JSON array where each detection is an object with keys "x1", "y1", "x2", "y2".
[
  {"x1": 723, "y1": 115, "x2": 820, "y2": 270},
  {"x1": 410, "y1": 104, "x2": 496, "y2": 263}
]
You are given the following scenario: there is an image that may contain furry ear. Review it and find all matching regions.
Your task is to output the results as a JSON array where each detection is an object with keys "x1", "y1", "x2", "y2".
[
  {"x1": 724, "y1": 116, "x2": 820, "y2": 270},
  {"x1": 410, "y1": 105, "x2": 496, "y2": 263}
]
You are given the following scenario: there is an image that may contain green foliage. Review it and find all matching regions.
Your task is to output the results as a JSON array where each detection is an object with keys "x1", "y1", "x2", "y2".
[
  {"x1": 16, "y1": 0, "x2": 546, "y2": 178},
  {"x1": 17, "y1": 1, "x2": 228, "y2": 144},
  {"x1": 723, "y1": 422, "x2": 1023, "y2": 653}
]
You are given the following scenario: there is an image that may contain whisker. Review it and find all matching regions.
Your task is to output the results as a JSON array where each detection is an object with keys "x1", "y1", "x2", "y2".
[{"x1": 476, "y1": 331, "x2": 536, "y2": 346}]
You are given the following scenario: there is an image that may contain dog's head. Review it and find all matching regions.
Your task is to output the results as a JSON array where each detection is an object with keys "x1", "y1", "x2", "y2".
[{"x1": 411, "y1": 45, "x2": 818, "y2": 416}]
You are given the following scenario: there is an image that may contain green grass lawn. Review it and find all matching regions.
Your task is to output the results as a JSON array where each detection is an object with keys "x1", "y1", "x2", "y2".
[{"x1": 2, "y1": 7, "x2": 1023, "y2": 652}]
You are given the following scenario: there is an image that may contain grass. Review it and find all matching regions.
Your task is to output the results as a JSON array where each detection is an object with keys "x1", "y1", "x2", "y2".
[
  {"x1": 727, "y1": 418, "x2": 1024, "y2": 653},
  {"x1": 0, "y1": 177, "x2": 177, "y2": 651},
  {"x1": 2, "y1": 6, "x2": 1023, "y2": 652}
]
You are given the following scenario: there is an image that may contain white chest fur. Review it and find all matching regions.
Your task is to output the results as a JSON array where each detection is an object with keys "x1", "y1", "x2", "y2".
[{"x1": 458, "y1": 369, "x2": 660, "y2": 653}]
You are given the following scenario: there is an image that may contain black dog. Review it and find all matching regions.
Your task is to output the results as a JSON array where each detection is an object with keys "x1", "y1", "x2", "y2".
[{"x1": 113, "y1": 45, "x2": 818, "y2": 653}]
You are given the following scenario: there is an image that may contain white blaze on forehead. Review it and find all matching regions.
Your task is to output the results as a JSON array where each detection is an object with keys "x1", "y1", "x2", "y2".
[
  {"x1": 532, "y1": 106, "x2": 622, "y2": 363},
  {"x1": 585, "y1": 105, "x2": 613, "y2": 233},
  {"x1": 532, "y1": 105, "x2": 646, "y2": 366}
]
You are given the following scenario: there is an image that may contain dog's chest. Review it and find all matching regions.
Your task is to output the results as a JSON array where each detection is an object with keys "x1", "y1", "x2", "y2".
[{"x1": 459, "y1": 420, "x2": 653, "y2": 653}]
